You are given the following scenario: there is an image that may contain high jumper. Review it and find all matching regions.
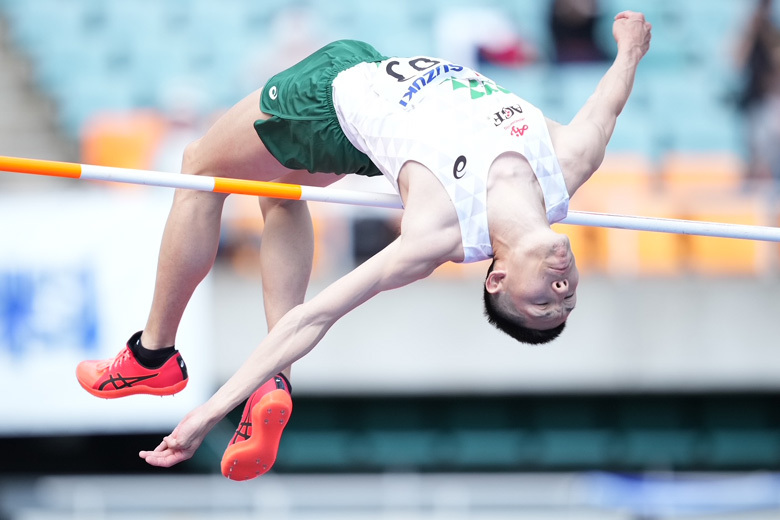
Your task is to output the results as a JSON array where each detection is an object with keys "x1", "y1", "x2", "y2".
[{"x1": 6, "y1": 12, "x2": 657, "y2": 480}]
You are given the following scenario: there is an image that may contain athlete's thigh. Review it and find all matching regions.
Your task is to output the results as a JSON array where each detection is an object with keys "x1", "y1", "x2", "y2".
[
  {"x1": 186, "y1": 88, "x2": 299, "y2": 182},
  {"x1": 275, "y1": 169, "x2": 343, "y2": 189}
]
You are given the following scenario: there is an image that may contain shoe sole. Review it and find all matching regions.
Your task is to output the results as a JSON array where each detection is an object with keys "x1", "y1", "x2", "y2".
[
  {"x1": 221, "y1": 389, "x2": 292, "y2": 481},
  {"x1": 77, "y1": 378, "x2": 189, "y2": 399}
]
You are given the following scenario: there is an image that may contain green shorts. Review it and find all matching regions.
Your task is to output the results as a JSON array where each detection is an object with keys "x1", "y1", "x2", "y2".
[{"x1": 255, "y1": 40, "x2": 387, "y2": 177}]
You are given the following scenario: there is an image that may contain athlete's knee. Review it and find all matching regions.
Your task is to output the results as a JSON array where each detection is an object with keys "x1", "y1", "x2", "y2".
[
  {"x1": 174, "y1": 138, "x2": 228, "y2": 204},
  {"x1": 258, "y1": 196, "x2": 309, "y2": 218},
  {"x1": 181, "y1": 138, "x2": 208, "y2": 176}
]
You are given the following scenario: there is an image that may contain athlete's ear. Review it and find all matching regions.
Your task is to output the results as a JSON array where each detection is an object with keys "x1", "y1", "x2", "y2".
[{"x1": 485, "y1": 268, "x2": 506, "y2": 294}]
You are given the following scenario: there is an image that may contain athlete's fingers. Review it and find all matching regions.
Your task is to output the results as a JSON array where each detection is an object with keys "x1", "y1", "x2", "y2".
[
  {"x1": 139, "y1": 439, "x2": 167, "y2": 459},
  {"x1": 615, "y1": 10, "x2": 645, "y2": 22},
  {"x1": 162, "y1": 435, "x2": 178, "y2": 450},
  {"x1": 140, "y1": 451, "x2": 170, "y2": 467},
  {"x1": 138, "y1": 435, "x2": 172, "y2": 460},
  {"x1": 140, "y1": 435, "x2": 198, "y2": 467},
  {"x1": 150, "y1": 437, "x2": 171, "y2": 453},
  {"x1": 139, "y1": 449, "x2": 161, "y2": 463},
  {"x1": 139, "y1": 446, "x2": 184, "y2": 467},
  {"x1": 139, "y1": 449, "x2": 158, "y2": 462}
]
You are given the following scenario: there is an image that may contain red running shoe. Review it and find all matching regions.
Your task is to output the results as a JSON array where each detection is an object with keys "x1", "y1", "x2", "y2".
[
  {"x1": 221, "y1": 375, "x2": 292, "y2": 481},
  {"x1": 76, "y1": 331, "x2": 188, "y2": 398}
]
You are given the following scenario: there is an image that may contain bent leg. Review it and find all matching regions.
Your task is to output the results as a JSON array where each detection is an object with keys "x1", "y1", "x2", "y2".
[
  {"x1": 141, "y1": 89, "x2": 337, "y2": 350},
  {"x1": 257, "y1": 172, "x2": 343, "y2": 381}
]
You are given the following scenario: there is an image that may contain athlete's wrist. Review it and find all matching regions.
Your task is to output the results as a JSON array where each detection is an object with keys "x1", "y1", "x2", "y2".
[
  {"x1": 615, "y1": 45, "x2": 644, "y2": 66},
  {"x1": 199, "y1": 394, "x2": 235, "y2": 428}
]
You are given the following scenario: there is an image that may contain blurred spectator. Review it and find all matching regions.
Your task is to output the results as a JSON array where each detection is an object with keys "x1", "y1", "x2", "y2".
[
  {"x1": 434, "y1": 7, "x2": 538, "y2": 70},
  {"x1": 735, "y1": 0, "x2": 780, "y2": 185},
  {"x1": 549, "y1": 0, "x2": 608, "y2": 63}
]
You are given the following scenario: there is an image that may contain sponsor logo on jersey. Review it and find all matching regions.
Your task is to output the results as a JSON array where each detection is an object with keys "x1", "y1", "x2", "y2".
[
  {"x1": 384, "y1": 57, "x2": 465, "y2": 107},
  {"x1": 491, "y1": 104, "x2": 524, "y2": 126},
  {"x1": 443, "y1": 77, "x2": 512, "y2": 100}
]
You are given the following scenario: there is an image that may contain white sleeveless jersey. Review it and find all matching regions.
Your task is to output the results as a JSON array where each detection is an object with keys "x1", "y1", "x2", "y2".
[{"x1": 331, "y1": 56, "x2": 569, "y2": 263}]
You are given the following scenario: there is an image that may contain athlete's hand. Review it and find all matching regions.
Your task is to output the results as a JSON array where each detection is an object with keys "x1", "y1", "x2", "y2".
[
  {"x1": 613, "y1": 11, "x2": 652, "y2": 60},
  {"x1": 139, "y1": 408, "x2": 211, "y2": 467}
]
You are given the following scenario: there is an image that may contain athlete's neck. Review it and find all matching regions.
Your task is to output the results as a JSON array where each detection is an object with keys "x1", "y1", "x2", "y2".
[{"x1": 486, "y1": 152, "x2": 550, "y2": 257}]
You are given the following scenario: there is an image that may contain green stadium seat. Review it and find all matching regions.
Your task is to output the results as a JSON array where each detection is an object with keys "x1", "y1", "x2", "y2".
[
  {"x1": 450, "y1": 429, "x2": 529, "y2": 467},
  {"x1": 363, "y1": 430, "x2": 442, "y2": 468},
  {"x1": 621, "y1": 429, "x2": 700, "y2": 468},
  {"x1": 276, "y1": 431, "x2": 354, "y2": 468},
  {"x1": 537, "y1": 429, "x2": 616, "y2": 467},
  {"x1": 706, "y1": 430, "x2": 780, "y2": 467}
]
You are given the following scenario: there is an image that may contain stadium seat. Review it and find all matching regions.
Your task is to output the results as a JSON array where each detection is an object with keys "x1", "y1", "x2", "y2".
[
  {"x1": 657, "y1": 156, "x2": 769, "y2": 275},
  {"x1": 536, "y1": 429, "x2": 616, "y2": 467},
  {"x1": 277, "y1": 431, "x2": 355, "y2": 468},
  {"x1": 80, "y1": 110, "x2": 167, "y2": 170},
  {"x1": 568, "y1": 153, "x2": 657, "y2": 274},
  {"x1": 660, "y1": 152, "x2": 746, "y2": 196},
  {"x1": 364, "y1": 430, "x2": 442, "y2": 468},
  {"x1": 606, "y1": 107, "x2": 657, "y2": 157},
  {"x1": 0, "y1": 0, "x2": 755, "y2": 158},
  {"x1": 677, "y1": 195, "x2": 769, "y2": 276},
  {"x1": 621, "y1": 430, "x2": 700, "y2": 468},
  {"x1": 504, "y1": 0, "x2": 553, "y2": 58},
  {"x1": 633, "y1": 196, "x2": 687, "y2": 276},
  {"x1": 699, "y1": 395, "x2": 779, "y2": 466},
  {"x1": 706, "y1": 430, "x2": 780, "y2": 467},
  {"x1": 573, "y1": 153, "x2": 655, "y2": 207},
  {"x1": 450, "y1": 429, "x2": 528, "y2": 467},
  {"x1": 552, "y1": 63, "x2": 612, "y2": 117}
]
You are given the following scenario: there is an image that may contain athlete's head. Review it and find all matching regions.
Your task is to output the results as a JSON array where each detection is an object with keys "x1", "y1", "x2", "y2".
[{"x1": 483, "y1": 230, "x2": 578, "y2": 344}]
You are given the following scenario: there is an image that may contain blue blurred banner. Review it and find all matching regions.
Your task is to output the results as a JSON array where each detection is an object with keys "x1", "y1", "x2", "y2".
[
  {"x1": 0, "y1": 190, "x2": 214, "y2": 436},
  {"x1": 0, "y1": 267, "x2": 99, "y2": 358}
]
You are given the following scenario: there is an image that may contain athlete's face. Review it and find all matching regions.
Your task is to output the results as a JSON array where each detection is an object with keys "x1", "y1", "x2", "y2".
[{"x1": 503, "y1": 234, "x2": 579, "y2": 330}]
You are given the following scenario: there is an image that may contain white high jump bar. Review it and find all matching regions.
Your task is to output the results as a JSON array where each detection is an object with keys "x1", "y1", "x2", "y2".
[{"x1": 2, "y1": 155, "x2": 780, "y2": 242}]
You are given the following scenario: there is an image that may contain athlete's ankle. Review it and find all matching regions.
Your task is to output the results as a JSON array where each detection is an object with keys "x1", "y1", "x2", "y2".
[
  {"x1": 129, "y1": 331, "x2": 177, "y2": 369},
  {"x1": 139, "y1": 330, "x2": 176, "y2": 350},
  {"x1": 276, "y1": 373, "x2": 292, "y2": 394}
]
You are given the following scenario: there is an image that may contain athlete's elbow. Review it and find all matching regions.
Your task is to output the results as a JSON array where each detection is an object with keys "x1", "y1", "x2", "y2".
[
  {"x1": 271, "y1": 303, "x2": 335, "y2": 364},
  {"x1": 560, "y1": 136, "x2": 607, "y2": 186},
  {"x1": 285, "y1": 302, "x2": 335, "y2": 337}
]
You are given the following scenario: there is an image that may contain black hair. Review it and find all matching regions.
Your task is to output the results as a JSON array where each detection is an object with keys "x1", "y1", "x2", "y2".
[{"x1": 482, "y1": 259, "x2": 566, "y2": 345}]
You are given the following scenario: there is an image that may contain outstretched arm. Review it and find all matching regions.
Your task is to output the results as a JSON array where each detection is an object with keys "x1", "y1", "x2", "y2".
[
  {"x1": 139, "y1": 233, "x2": 447, "y2": 467},
  {"x1": 551, "y1": 11, "x2": 652, "y2": 194}
]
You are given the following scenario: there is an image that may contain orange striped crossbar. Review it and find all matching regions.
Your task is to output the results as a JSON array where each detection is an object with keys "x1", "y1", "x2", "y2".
[
  {"x1": 0, "y1": 155, "x2": 82, "y2": 178},
  {"x1": 213, "y1": 177, "x2": 303, "y2": 200},
  {"x1": 0, "y1": 154, "x2": 403, "y2": 208},
  {"x1": 3, "y1": 154, "x2": 780, "y2": 241}
]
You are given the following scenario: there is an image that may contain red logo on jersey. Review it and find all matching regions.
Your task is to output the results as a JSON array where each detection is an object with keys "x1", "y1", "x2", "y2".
[{"x1": 510, "y1": 124, "x2": 529, "y2": 137}]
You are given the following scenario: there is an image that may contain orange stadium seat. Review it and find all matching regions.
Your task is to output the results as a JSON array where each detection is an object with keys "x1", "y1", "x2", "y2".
[
  {"x1": 659, "y1": 153, "x2": 767, "y2": 276},
  {"x1": 567, "y1": 153, "x2": 658, "y2": 274},
  {"x1": 81, "y1": 110, "x2": 167, "y2": 171},
  {"x1": 631, "y1": 196, "x2": 687, "y2": 276},
  {"x1": 570, "y1": 195, "x2": 687, "y2": 277},
  {"x1": 660, "y1": 152, "x2": 745, "y2": 198},
  {"x1": 573, "y1": 152, "x2": 657, "y2": 210},
  {"x1": 679, "y1": 194, "x2": 770, "y2": 276}
]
